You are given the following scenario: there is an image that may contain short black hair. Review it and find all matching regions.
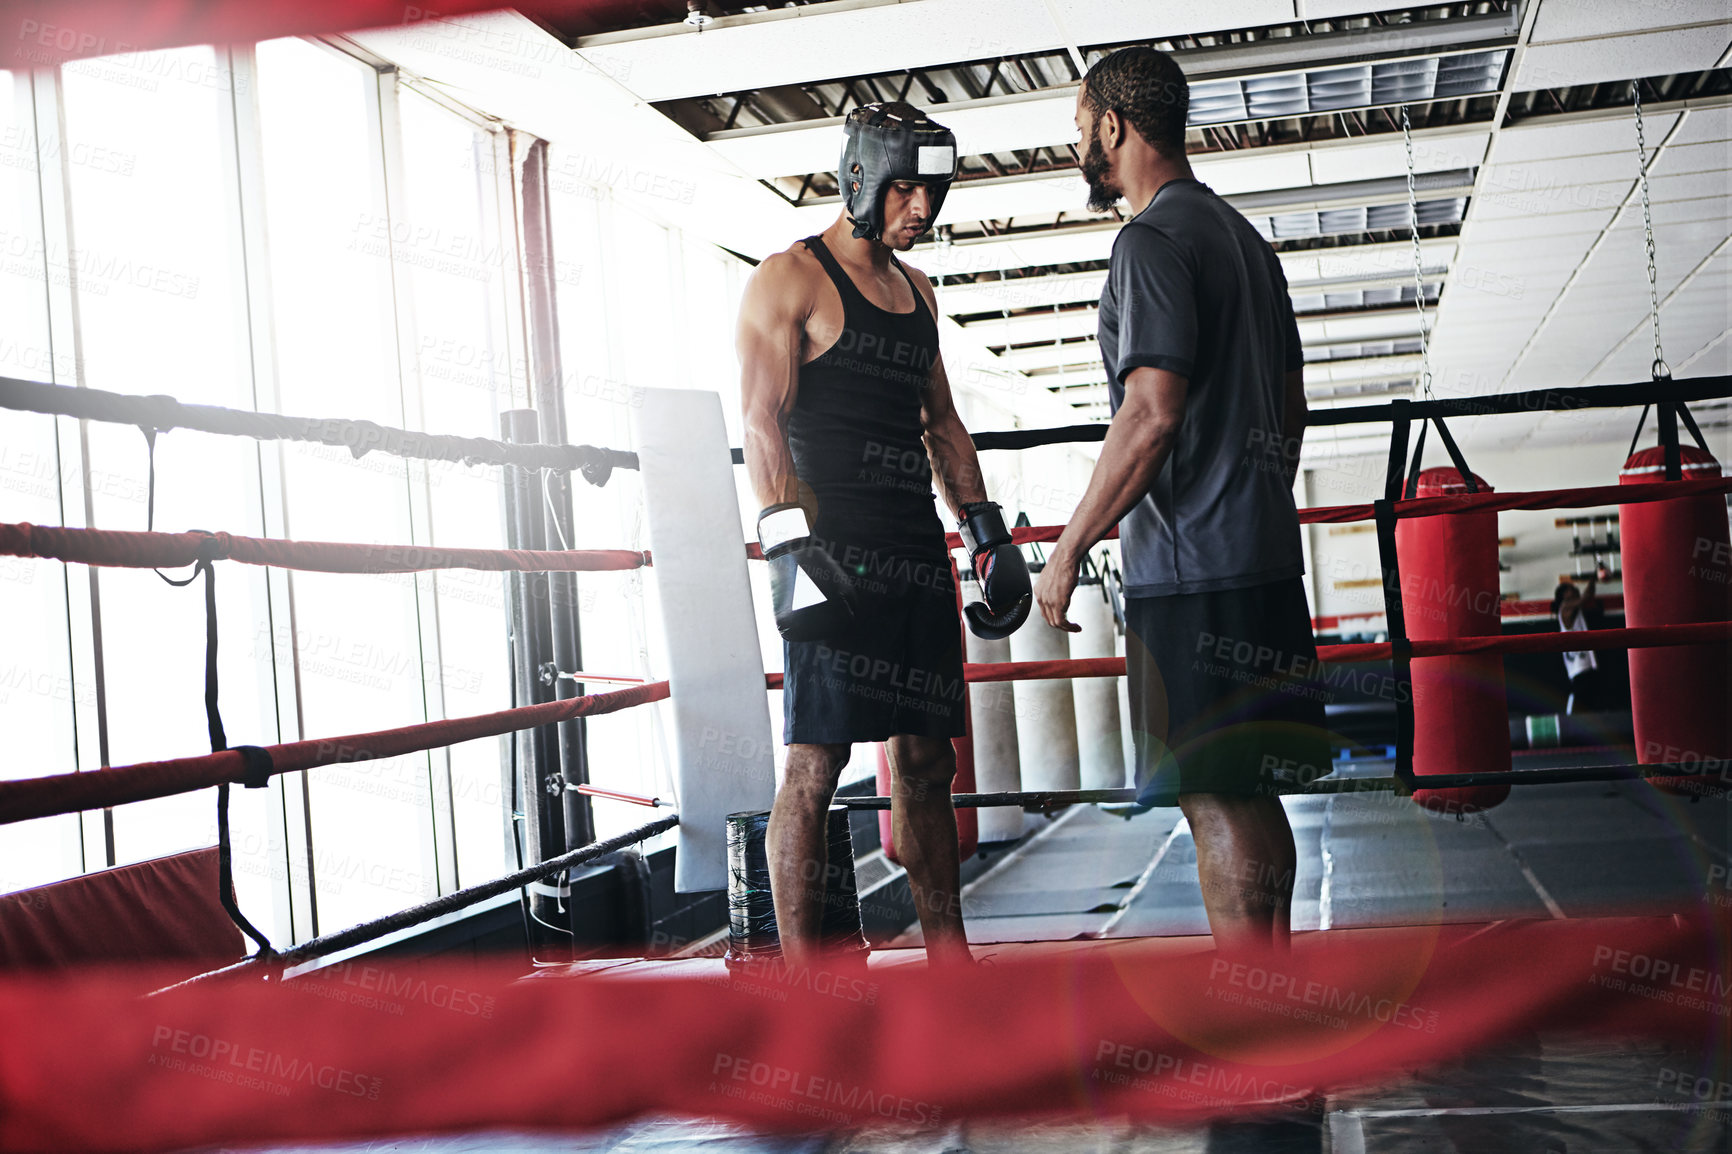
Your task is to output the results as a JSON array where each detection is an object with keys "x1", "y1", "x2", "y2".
[{"x1": 1082, "y1": 46, "x2": 1190, "y2": 155}]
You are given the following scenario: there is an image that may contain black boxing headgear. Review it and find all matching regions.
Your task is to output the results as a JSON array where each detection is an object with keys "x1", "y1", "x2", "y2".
[{"x1": 839, "y1": 103, "x2": 957, "y2": 242}]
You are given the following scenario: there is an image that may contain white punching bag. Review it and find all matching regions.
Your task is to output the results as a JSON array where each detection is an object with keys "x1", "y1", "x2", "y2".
[
  {"x1": 961, "y1": 574, "x2": 1023, "y2": 843},
  {"x1": 1069, "y1": 576, "x2": 1125, "y2": 792},
  {"x1": 1007, "y1": 567, "x2": 1081, "y2": 794}
]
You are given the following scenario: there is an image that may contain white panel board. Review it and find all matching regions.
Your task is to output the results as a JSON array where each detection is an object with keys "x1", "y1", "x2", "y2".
[
  {"x1": 915, "y1": 226, "x2": 1120, "y2": 276},
  {"x1": 1192, "y1": 151, "x2": 1313, "y2": 195},
  {"x1": 1671, "y1": 106, "x2": 1732, "y2": 146},
  {"x1": 1472, "y1": 179, "x2": 1633, "y2": 220},
  {"x1": 1489, "y1": 114, "x2": 1679, "y2": 164},
  {"x1": 962, "y1": 307, "x2": 1100, "y2": 345},
  {"x1": 1307, "y1": 132, "x2": 1489, "y2": 185},
  {"x1": 938, "y1": 176, "x2": 1097, "y2": 227},
  {"x1": 633, "y1": 388, "x2": 777, "y2": 892},
  {"x1": 937, "y1": 270, "x2": 1108, "y2": 315},
  {"x1": 1296, "y1": 0, "x2": 1395, "y2": 18},
  {"x1": 1531, "y1": 0, "x2": 1730, "y2": 43},
  {"x1": 577, "y1": 0, "x2": 1066, "y2": 104},
  {"x1": 1054, "y1": 0, "x2": 1296, "y2": 45},
  {"x1": 1000, "y1": 338, "x2": 1102, "y2": 372},
  {"x1": 706, "y1": 90, "x2": 1082, "y2": 181},
  {"x1": 1515, "y1": 27, "x2": 1729, "y2": 90},
  {"x1": 1651, "y1": 140, "x2": 1732, "y2": 176}
]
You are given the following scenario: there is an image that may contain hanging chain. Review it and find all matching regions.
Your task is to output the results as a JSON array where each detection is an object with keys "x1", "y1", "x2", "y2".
[
  {"x1": 1631, "y1": 80, "x2": 1669, "y2": 380},
  {"x1": 1401, "y1": 105, "x2": 1433, "y2": 400}
]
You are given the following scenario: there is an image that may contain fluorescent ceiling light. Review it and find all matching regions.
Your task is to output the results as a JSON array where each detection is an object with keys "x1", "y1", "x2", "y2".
[{"x1": 1188, "y1": 51, "x2": 1506, "y2": 126}]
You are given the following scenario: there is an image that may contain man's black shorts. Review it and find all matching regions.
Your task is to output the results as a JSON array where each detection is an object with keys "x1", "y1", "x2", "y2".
[
  {"x1": 1125, "y1": 577, "x2": 1332, "y2": 805},
  {"x1": 782, "y1": 564, "x2": 966, "y2": 745}
]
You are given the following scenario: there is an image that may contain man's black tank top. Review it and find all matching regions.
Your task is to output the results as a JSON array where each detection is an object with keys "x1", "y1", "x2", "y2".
[{"x1": 788, "y1": 235, "x2": 948, "y2": 567}]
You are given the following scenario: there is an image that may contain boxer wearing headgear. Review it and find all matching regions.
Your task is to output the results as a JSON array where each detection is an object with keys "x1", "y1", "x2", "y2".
[{"x1": 738, "y1": 102, "x2": 1029, "y2": 967}]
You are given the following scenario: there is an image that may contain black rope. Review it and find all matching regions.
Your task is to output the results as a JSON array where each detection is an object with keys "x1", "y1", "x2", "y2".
[
  {"x1": 1402, "y1": 418, "x2": 1429, "y2": 499},
  {"x1": 1, "y1": 375, "x2": 634, "y2": 484},
  {"x1": 957, "y1": 376, "x2": 1732, "y2": 452},
  {"x1": 1676, "y1": 402, "x2": 1711, "y2": 456},
  {"x1": 153, "y1": 812, "x2": 679, "y2": 991},
  {"x1": 1428, "y1": 417, "x2": 1479, "y2": 494},
  {"x1": 1660, "y1": 403, "x2": 1682, "y2": 481},
  {"x1": 1626, "y1": 405, "x2": 1650, "y2": 460},
  {"x1": 181, "y1": 554, "x2": 274, "y2": 957},
  {"x1": 139, "y1": 445, "x2": 274, "y2": 957},
  {"x1": 215, "y1": 784, "x2": 273, "y2": 958}
]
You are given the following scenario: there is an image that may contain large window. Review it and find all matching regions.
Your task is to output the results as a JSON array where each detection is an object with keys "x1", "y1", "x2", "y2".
[
  {"x1": 60, "y1": 47, "x2": 269, "y2": 871},
  {"x1": 0, "y1": 36, "x2": 763, "y2": 940},
  {"x1": 0, "y1": 40, "x2": 531, "y2": 942}
]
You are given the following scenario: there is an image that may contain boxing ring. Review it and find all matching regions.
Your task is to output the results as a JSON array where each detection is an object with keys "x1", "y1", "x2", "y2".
[{"x1": 0, "y1": 370, "x2": 1728, "y2": 1150}]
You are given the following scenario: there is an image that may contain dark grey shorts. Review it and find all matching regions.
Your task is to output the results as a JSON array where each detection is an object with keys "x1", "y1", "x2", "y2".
[
  {"x1": 1125, "y1": 577, "x2": 1332, "y2": 805},
  {"x1": 782, "y1": 572, "x2": 966, "y2": 746}
]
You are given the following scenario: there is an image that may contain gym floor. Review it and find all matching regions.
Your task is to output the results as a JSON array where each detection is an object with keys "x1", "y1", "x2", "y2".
[{"x1": 222, "y1": 752, "x2": 1730, "y2": 1153}]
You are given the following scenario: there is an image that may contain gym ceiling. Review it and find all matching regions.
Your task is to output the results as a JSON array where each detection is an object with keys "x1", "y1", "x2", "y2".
[{"x1": 345, "y1": 1, "x2": 1732, "y2": 460}]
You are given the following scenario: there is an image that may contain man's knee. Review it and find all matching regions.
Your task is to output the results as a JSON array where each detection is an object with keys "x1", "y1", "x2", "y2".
[
  {"x1": 890, "y1": 737, "x2": 956, "y2": 799},
  {"x1": 783, "y1": 743, "x2": 850, "y2": 791}
]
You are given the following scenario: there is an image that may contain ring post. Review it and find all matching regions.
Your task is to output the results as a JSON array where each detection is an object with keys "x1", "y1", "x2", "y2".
[{"x1": 501, "y1": 409, "x2": 567, "y2": 932}]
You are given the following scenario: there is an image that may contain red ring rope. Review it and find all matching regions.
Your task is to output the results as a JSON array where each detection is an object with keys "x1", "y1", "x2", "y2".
[
  {"x1": 971, "y1": 477, "x2": 1732, "y2": 547},
  {"x1": 0, "y1": 914, "x2": 1721, "y2": 1151},
  {"x1": 0, "y1": 681, "x2": 669, "y2": 826},
  {"x1": 9, "y1": 621, "x2": 1725, "y2": 826},
  {"x1": 960, "y1": 621, "x2": 1731, "y2": 681}
]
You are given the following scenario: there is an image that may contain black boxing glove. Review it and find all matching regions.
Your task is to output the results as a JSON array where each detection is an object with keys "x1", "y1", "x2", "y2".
[
  {"x1": 758, "y1": 503, "x2": 854, "y2": 642},
  {"x1": 958, "y1": 500, "x2": 1031, "y2": 640}
]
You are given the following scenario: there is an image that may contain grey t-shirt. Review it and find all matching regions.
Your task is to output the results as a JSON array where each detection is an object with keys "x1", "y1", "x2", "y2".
[{"x1": 1098, "y1": 178, "x2": 1306, "y2": 598}]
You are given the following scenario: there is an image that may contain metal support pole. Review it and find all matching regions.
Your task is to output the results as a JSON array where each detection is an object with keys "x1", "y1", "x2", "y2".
[
  {"x1": 517, "y1": 136, "x2": 594, "y2": 851},
  {"x1": 501, "y1": 409, "x2": 565, "y2": 934},
  {"x1": 1377, "y1": 401, "x2": 1417, "y2": 789}
]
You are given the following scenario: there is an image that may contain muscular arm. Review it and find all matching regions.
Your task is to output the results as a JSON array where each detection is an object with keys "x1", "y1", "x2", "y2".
[
  {"x1": 909, "y1": 269, "x2": 988, "y2": 516},
  {"x1": 1035, "y1": 366, "x2": 1186, "y2": 629},
  {"x1": 738, "y1": 253, "x2": 809, "y2": 510},
  {"x1": 1282, "y1": 368, "x2": 1307, "y2": 489},
  {"x1": 1049, "y1": 366, "x2": 1188, "y2": 570}
]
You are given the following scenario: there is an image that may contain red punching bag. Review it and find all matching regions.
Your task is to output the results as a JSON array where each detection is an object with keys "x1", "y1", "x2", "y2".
[
  {"x1": 877, "y1": 559, "x2": 979, "y2": 864},
  {"x1": 1395, "y1": 467, "x2": 1511, "y2": 813},
  {"x1": 1619, "y1": 445, "x2": 1732, "y2": 795}
]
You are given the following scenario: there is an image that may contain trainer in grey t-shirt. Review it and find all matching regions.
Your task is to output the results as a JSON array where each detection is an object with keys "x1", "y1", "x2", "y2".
[{"x1": 1098, "y1": 178, "x2": 1306, "y2": 598}]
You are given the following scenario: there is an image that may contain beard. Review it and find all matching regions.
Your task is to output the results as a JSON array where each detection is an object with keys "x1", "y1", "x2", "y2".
[{"x1": 1080, "y1": 124, "x2": 1122, "y2": 213}]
